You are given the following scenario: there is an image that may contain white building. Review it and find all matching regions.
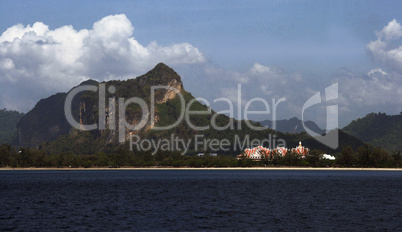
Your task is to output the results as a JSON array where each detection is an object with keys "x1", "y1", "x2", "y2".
[{"x1": 322, "y1": 154, "x2": 336, "y2": 160}]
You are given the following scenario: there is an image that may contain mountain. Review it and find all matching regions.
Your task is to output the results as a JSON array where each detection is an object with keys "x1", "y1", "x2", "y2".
[
  {"x1": 0, "y1": 109, "x2": 24, "y2": 144},
  {"x1": 259, "y1": 117, "x2": 325, "y2": 134},
  {"x1": 343, "y1": 112, "x2": 402, "y2": 151},
  {"x1": 15, "y1": 79, "x2": 99, "y2": 148},
  {"x1": 15, "y1": 63, "x2": 364, "y2": 155},
  {"x1": 15, "y1": 63, "x2": 185, "y2": 148},
  {"x1": 35, "y1": 62, "x2": 280, "y2": 155},
  {"x1": 16, "y1": 93, "x2": 72, "y2": 147}
]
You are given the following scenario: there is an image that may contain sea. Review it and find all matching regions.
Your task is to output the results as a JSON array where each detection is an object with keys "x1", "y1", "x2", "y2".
[{"x1": 0, "y1": 170, "x2": 401, "y2": 231}]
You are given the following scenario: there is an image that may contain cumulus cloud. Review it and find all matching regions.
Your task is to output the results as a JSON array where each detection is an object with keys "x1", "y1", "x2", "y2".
[
  {"x1": 339, "y1": 71, "x2": 400, "y2": 107},
  {"x1": 184, "y1": 20, "x2": 402, "y2": 127},
  {"x1": 1, "y1": 14, "x2": 400, "y2": 129},
  {"x1": 329, "y1": 19, "x2": 402, "y2": 123},
  {"x1": 356, "y1": 19, "x2": 402, "y2": 111},
  {"x1": 335, "y1": 67, "x2": 401, "y2": 129},
  {"x1": 0, "y1": 14, "x2": 205, "y2": 111},
  {"x1": 367, "y1": 67, "x2": 388, "y2": 78},
  {"x1": 249, "y1": 63, "x2": 274, "y2": 75},
  {"x1": 367, "y1": 19, "x2": 402, "y2": 71}
]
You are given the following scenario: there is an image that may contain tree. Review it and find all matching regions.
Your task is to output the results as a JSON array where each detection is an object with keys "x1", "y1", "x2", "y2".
[
  {"x1": 391, "y1": 150, "x2": 401, "y2": 167},
  {"x1": 356, "y1": 144, "x2": 392, "y2": 167},
  {"x1": 0, "y1": 143, "x2": 12, "y2": 167},
  {"x1": 370, "y1": 147, "x2": 392, "y2": 167},
  {"x1": 19, "y1": 148, "x2": 34, "y2": 167},
  {"x1": 271, "y1": 151, "x2": 284, "y2": 166},
  {"x1": 339, "y1": 146, "x2": 356, "y2": 167},
  {"x1": 357, "y1": 145, "x2": 373, "y2": 167},
  {"x1": 307, "y1": 149, "x2": 323, "y2": 167},
  {"x1": 283, "y1": 151, "x2": 301, "y2": 166}
]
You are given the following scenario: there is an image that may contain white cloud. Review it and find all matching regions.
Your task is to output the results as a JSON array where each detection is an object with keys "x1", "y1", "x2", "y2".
[
  {"x1": 367, "y1": 19, "x2": 402, "y2": 71},
  {"x1": 220, "y1": 87, "x2": 244, "y2": 106},
  {"x1": 370, "y1": 69, "x2": 393, "y2": 90},
  {"x1": 376, "y1": 19, "x2": 402, "y2": 40},
  {"x1": 0, "y1": 22, "x2": 49, "y2": 43},
  {"x1": 0, "y1": 14, "x2": 205, "y2": 112},
  {"x1": 367, "y1": 68, "x2": 388, "y2": 78},
  {"x1": 353, "y1": 20, "x2": 402, "y2": 112},
  {"x1": 338, "y1": 69, "x2": 401, "y2": 108},
  {"x1": 184, "y1": 20, "x2": 402, "y2": 126},
  {"x1": 249, "y1": 63, "x2": 273, "y2": 75},
  {"x1": 188, "y1": 60, "x2": 401, "y2": 128},
  {"x1": 1, "y1": 14, "x2": 401, "y2": 129},
  {"x1": 0, "y1": 58, "x2": 14, "y2": 70}
]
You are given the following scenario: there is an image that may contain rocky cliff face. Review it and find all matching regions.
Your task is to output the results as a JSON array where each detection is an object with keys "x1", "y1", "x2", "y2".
[
  {"x1": 95, "y1": 63, "x2": 185, "y2": 143},
  {"x1": 15, "y1": 63, "x2": 185, "y2": 148},
  {"x1": 14, "y1": 62, "x2": 366, "y2": 155}
]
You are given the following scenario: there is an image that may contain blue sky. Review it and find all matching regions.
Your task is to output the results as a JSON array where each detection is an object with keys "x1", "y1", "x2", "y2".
[
  {"x1": 1, "y1": 0, "x2": 398, "y2": 69},
  {"x1": 0, "y1": 0, "x2": 401, "y2": 128}
]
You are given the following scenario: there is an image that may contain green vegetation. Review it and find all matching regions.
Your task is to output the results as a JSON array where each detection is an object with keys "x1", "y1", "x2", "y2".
[
  {"x1": 1, "y1": 142, "x2": 400, "y2": 168},
  {"x1": 343, "y1": 112, "x2": 402, "y2": 151},
  {"x1": 11, "y1": 63, "x2": 392, "y2": 163},
  {"x1": 0, "y1": 109, "x2": 24, "y2": 144},
  {"x1": 16, "y1": 92, "x2": 72, "y2": 147},
  {"x1": 22, "y1": 89, "x2": 366, "y2": 157},
  {"x1": 14, "y1": 63, "x2": 186, "y2": 148},
  {"x1": 335, "y1": 145, "x2": 401, "y2": 168}
]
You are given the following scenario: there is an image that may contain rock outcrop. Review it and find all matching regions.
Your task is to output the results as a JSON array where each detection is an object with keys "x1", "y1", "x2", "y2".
[{"x1": 15, "y1": 63, "x2": 185, "y2": 148}]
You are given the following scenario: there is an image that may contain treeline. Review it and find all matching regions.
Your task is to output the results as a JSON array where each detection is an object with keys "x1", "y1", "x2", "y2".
[
  {"x1": 0, "y1": 144, "x2": 239, "y2": 168},
  {"x1": 336, "y1": 145, "x2": 401, "y2": 168},
  {"x1": 0, "y1": 143, "x2": 401, "y2": 168}
]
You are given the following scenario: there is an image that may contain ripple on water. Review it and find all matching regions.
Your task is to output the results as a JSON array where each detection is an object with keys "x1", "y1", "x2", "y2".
[{"x1": 0, "y1": 170, "x2": 401, "y2": 231}]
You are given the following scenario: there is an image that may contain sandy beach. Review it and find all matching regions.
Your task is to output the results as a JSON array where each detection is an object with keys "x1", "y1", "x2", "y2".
[{"x1": 0, "y1": 167, "x2": 400, "y2": 171}]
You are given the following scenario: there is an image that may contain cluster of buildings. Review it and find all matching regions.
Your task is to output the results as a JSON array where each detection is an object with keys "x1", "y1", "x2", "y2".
[{"x1": 237, "y1": 141, "x2": 309, "y2": 161}]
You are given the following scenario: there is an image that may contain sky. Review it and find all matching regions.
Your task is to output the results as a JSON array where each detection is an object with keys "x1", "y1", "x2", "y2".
[{"x1": 0, "y1": 0, "x2": 401, "y2": 129}]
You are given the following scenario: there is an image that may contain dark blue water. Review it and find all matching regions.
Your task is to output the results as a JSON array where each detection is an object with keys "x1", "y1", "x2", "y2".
[{"x1": 0, "y1": 170, "x2": 401, "y2": 231}]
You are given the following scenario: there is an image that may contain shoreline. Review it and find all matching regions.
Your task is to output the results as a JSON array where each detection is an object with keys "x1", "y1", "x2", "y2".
[{"x1": 0, "y1": 167, "x2": 401, "y2": 171}]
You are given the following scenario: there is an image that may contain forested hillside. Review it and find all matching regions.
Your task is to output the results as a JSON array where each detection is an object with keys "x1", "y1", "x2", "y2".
[
  {"x1": 343, "y1": 112, "x2": 402, "y2": 151},
  {"x1": 0, "y1": 109, "x2": 24, "y2": 144}
]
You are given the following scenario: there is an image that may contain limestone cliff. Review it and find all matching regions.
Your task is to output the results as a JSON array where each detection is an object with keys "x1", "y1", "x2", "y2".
[{"x1": 15, "y1": 63, "x2": 185, "y2": 148}]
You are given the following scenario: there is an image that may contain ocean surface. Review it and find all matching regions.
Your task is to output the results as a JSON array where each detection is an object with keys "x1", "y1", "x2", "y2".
[{"x1": 0, "y1": 170, "x2": 401, "y2": 231}]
